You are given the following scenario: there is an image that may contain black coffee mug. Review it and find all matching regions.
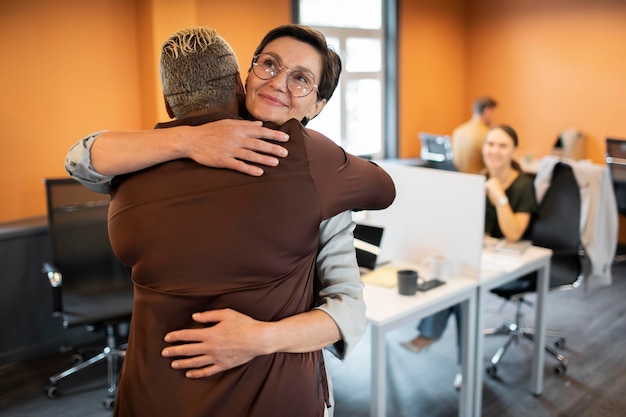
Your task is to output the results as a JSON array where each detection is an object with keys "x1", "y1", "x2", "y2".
[{"x1": 397, "y1": 269, "x2": 418, "y2": 296}]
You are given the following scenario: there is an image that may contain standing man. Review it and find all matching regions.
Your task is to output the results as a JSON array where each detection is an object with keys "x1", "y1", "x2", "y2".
[
  {"x1": 88, "y1": 25, "x2": 395, "y2": 417},
  {"x1": 451, "y1": 96, "x2": 498, "y2": 173}
]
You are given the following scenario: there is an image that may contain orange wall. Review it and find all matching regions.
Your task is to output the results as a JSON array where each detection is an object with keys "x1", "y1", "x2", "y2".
[
  {"x1": 398, "y1": 0, "x2": 466, "y2": 158},
  {"x1": 398, "y1": 0, "x2": 626, "y2": 162},
  {"x1": 196, "y1": 3, "x2": 291, "y2": 70},
  {"x1": 2, "y1": 0, "x2": 625, "y2": 222},
  {"x1": 466, "y1": 0, "x2": 626, "y2": 163},
  {"x1": 0, "y1": 0, "x2": 290, "y2": 223},
  {"x1": 1, "y1": 0, "x2": 143, "y2": 223}
]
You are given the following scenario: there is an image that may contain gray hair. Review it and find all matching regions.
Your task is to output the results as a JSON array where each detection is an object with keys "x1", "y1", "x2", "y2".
[{"x1": 160, "y1": 26, "x2": 239, "y2": 118}]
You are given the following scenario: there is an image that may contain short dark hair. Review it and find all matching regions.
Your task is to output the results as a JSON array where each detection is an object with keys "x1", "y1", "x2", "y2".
[
  {"x1": 250, "y1": 24, "x2": 341, "y2": 103},
  {"x1": 473, "y1": 96, "x2": 498, "y2": 115},
  {"x1": 490, "y1": 124, "x2": 521, "y2": 171},
  {"x1": 492, "y1": 124, "x2": 519, "y2": 147}
]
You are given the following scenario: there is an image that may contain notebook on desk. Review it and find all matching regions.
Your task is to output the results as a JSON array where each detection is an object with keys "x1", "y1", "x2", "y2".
[
  {"x1": 361, "y1": 264, "x2": 398, "y2": 287},
  {"x1": 484, "y1": 237, "x2": 532, "y2": 255}
]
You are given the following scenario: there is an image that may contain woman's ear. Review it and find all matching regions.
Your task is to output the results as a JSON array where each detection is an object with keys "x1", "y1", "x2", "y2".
[{"x1": 307, "y1": 98, "x2": 327, "y2": 122}]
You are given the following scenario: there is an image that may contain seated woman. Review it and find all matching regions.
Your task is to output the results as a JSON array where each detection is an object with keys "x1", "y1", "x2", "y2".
[{"x1": 400, "y1": 124, "x2": 537, "y2": 388}]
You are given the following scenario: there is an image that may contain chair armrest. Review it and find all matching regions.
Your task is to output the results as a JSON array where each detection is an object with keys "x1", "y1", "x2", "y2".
[
  {"x1": 42, "y1": 262, "x2": 62, "y2": 286},
  {"x1": 42, "y1": 262, "x2": 63, "y2": 313}
]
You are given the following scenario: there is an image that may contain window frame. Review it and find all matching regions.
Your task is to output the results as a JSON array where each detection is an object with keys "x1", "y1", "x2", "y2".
[{"x1": 293, "y1": 0, "x2": 398, "y2": 159}]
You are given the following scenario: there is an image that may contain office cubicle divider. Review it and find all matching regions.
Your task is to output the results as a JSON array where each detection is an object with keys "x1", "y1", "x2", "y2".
[{"x1": 357, "y1": 161, "x2": 485, "y2": 280}]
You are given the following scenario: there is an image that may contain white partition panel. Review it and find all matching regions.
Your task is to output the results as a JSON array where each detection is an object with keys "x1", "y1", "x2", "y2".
[{"x1": 357, "y1": 162, "x2": 486, "y2": 279}]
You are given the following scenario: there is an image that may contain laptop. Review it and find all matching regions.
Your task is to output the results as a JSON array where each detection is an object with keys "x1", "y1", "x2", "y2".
[
  {"x1": 353, "y1": 224, "x2": 384, "y2": 273},
  {"x1": 418, "y1": 132, "x2": 454, "y2": 162},
  {"x1": 418, "y1": 132, "x2": 457, "y2": 171}
]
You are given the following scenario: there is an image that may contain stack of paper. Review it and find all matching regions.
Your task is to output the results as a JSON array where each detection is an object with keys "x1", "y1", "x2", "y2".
[{"x1": 361, "y1": 265, "x2": 399, "y2": 288}]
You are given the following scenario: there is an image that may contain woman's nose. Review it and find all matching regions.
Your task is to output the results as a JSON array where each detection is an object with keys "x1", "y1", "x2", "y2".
[{"x1": 268, "y1": 70, "x2": 290, "y2": 91}]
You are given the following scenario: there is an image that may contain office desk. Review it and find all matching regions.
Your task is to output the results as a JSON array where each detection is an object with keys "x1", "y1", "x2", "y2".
[
  {"x1": 362, "y1": 247, "x2": 551, "y2": 417},
  {"x1": 364, "y1": 265, "x2": 477, "y2": 417},
  {"x1": 473, "y1": 246, "x2": 552, "y2": 416}
]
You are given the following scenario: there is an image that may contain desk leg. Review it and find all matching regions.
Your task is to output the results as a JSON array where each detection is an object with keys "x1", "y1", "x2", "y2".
[
  {"x1": 530, "y1": 261, "x2": 550, "y2": 395},
  {"x1": 472, "y1": 287, "x2": 487, "y2": 417},
  {"x1": 370, "y1": 325, "x2": 386, "y2": 417},
  {"x1": 459, "y1": 292, "x2": 476, "y2": 417}
]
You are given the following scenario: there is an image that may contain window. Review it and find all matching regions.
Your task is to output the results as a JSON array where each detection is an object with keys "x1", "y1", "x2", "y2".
[{"x1": 296, "y1": 0, "x2": 396, "y2": 158}]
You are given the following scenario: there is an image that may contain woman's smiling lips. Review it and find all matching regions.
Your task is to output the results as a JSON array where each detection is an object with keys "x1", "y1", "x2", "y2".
[{"x1": 259, "y1": 92, "x2": 287, "y2": 108}]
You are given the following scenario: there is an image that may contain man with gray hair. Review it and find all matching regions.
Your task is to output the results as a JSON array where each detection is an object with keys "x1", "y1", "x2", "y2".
[
  {"x1": 107, "y1": 26, "x2": 394, "y2": 417},
  {"x1": 160, "y1": 26, "x2": 242, "y2": 119}
]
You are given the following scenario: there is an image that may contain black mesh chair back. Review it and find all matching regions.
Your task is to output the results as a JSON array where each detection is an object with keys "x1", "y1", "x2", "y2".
[
  {"x1": 44, "y1": 178, "x2": 132, "y2": 327},
  {"x1": 42, "y1": 178, "x2": 132, "y2": 409},
  {"x1": 531, "y1": 162, "x2": 583, "y2": 289}
]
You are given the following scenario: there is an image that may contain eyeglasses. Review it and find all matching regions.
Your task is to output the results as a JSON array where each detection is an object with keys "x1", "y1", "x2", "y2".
[{"x1": 252, "y1": 53, "x2": 319, "y2": 98}]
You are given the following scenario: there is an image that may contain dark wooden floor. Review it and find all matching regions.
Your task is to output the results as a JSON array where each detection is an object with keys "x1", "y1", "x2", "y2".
[{"x1": 2, "y1": 260, "x2": 625, "y2": 417}]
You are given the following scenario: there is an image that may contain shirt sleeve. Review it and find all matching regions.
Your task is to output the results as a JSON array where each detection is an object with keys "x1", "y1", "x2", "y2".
[
  {"x1": 509, "y1": 174, "x2": 538, "y2": 214},
  {"x1": 302, "y1": 127, "x2": 396, "y2": 218},
  {"x1": 314, "y1": 211, "x2": 367, "y2": 360},
  {"x1": 64, "y1": 131, "x2": 114, "y2": 194}
]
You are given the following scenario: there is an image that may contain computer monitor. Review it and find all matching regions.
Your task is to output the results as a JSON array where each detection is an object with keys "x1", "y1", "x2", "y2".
[
  {"x1": 418, "y1": 132, "x2": 456, "y2": 171},
  {"x1": 606, "y1": 137, "x2": 626, "y2": 215}
]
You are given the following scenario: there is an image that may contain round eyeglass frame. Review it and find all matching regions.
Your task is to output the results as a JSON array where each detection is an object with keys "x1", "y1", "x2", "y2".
[{"x1": 251, "y1": 53, "x2": 319, "y2": 98}]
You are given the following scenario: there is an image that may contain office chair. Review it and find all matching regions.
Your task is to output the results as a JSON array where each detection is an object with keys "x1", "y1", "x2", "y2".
[
  {"x1": 42, "y1": 178, "x2": 133, "y2": 410},
  {"x1": 484, "y1": 162, "x2": 585, "y2": 377}
]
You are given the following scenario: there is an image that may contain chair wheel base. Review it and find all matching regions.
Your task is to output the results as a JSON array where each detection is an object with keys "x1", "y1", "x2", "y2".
[
  {"x1": 554, "y1": 363, "x2": 567, "y2": 376},
  {"x1": 45, "y1": 384, "x2": 59, "y2": 399},
  {"x1": 554, "y1": 337, "x2": 566, "y2": 349},
  {"x1": 71, "y1": 353, "x2": 84, "y2": 364},
  {"x1": 103, "y1": 396, "x2": 115, "y2": 410},
  {"x1": 46, "y1": 382, "x2": 117, "y2": 410}
]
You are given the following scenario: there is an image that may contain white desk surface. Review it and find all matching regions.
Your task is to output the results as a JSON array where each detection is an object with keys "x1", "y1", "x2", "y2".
[
  {"x1": 480, "y1": 245, "x2": 552, "y2": 287},
  {"x1": 364, "y1": 275, "x2": 477, "y2": 326},
  {"x1": 361, "y1": 248, "x2": 552, "y2": 417}
]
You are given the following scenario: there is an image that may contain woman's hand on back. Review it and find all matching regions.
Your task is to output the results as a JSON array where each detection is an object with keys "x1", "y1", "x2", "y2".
[{"x1": 181, "y1": 119, "x2": 290, "y2": 176}]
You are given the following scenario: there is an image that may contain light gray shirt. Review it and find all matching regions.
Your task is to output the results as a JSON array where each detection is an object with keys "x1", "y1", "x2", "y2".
[{"x1": 65, "y1": 132, "x2": 367, "y2": 359}]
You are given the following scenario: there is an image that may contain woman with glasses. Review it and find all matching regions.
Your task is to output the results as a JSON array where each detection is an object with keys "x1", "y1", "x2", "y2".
[
  {"x1": 244, "y1": 33, "x2": 337, "y2": 126},
  {"x1": 66, "y1": 24, "x2": 385, "y2": 417}
]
